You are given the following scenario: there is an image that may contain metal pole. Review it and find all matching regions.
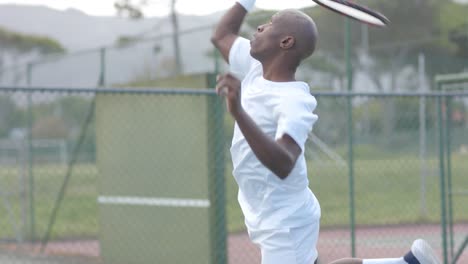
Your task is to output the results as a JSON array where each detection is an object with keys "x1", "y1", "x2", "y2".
[
  {"x1": 345, "y1": 17, "x2": 356, "y2": 257},
  {"x1": 170, "y1": 0, "x2": 183, "y2": 74},
  {"x1": 445, "y1": 97, "x2": 454, "y2": 261},
  {"x1": 437, "y1": 82, "x2": 448, "y2": 264},
  {"x1": 26, "y1": 63, "x2": 35, "y2": 242},
  {"x1": 214, "y1": 48, "x2": 220, "y2": 75},
  {"x1": 418, "y1": 53, "x2": 428, "y2": 218},
  {"x1": 206, "y1": 73, "x2": 226, "y2": 264},
  {"x1": 98, "y1": 47, "x2": 106, "y2": 87},
  {"x1": 18, "y1": 135, "x2": 26, "y2": 243}
]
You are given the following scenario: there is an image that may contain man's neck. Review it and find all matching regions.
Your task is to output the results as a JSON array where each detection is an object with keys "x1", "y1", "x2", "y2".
[
  {"x1": 261, "y1": 60, "x2": 297, "y2": 82},
  {"x1": 262, "y1": 64, "x2": 296, "y2": 82}
]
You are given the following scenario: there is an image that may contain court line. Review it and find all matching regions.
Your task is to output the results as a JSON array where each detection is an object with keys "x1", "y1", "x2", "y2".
[{"x1": 97, "y1": 196, "x2": 210, "y2": 208}]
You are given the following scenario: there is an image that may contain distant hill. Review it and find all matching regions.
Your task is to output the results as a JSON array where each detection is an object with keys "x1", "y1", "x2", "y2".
[
  {"x1": 0, "y1": 4, "x2": 224, "y2": 87},
  {"x1": 0, "y1": 4, "x2": 221, "y2": 50}
]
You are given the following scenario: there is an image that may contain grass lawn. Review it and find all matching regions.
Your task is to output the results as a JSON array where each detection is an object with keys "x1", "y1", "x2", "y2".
[
  {"x1": 0, "y1": 164, "x2": 98, "y2": 240},
  {"x1": 225, "y1": 154, "x2": 468, "y2": 232},
  {"x1": 0, "y1": 154, "x2": 467, "y2": 239}
]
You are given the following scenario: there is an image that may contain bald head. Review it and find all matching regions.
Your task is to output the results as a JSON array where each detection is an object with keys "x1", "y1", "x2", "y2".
[
  {"x1": 274, "y1": 9, "x2": 318, "y2": 61},
  {"x1": 249, "y1": 9, "x2": 318, "y2": 70}
]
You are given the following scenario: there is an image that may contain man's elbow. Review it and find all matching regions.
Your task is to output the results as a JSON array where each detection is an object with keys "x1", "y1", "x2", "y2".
[
  {"x1": 210, "y1": 34, "x2": 221, "y2": 47},
  {"x1": 210, "y1": 36, "x2": 217, "y2": 46},
  {"x1": 275, "y1": 161, "x2": 295, "y2": 180}
]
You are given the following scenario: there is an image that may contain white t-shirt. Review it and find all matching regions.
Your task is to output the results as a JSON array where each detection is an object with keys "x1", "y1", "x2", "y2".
[{"x1": 228, "y1": 37, "x2": 321, "y2": 231}]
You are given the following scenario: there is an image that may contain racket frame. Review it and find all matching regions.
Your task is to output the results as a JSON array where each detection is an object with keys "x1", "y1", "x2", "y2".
[{"x1": 312, "y1": 0, "x2": 389, "y2": 27}]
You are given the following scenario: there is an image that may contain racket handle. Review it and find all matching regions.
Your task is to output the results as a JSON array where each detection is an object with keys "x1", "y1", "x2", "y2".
[{"x1": 237, "y1": 0, "x2": 256, "y2": 12}]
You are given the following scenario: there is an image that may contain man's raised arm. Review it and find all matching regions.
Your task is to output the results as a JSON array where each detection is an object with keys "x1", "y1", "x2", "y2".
[{"x1": 210, "y1": 0, "x2": 254, "y2": 63}]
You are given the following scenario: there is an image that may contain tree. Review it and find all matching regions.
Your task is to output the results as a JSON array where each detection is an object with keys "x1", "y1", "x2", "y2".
[
  {"x1": 0, "y1": 27, "x2": 65, "y2": 55},
  {"x1": 115, "y1": 0, "x2": 183, "y2": 75},
  {"x1": 439, "y1": 1, "x2": 468, "y2": 57},
  {"x1": 114, "y1": 0, "x2": 143, "y2": 18},
  {"x1": 0, "y1": 26, "x2": 66, "y2": 84}
]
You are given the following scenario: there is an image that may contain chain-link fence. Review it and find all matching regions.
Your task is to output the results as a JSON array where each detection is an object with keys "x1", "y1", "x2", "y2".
[
  {"x1": 0, "y1": 84, "x2": 467, "y2": 264},
  {"x1": 0, "y1": 1, "x2": 467, "y2": 262}
]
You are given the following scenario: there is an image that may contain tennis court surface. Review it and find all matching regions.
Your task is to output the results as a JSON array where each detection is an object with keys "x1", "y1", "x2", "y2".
[{"x1": 2, "y1": 223, "x2": 466, "y2": 263}]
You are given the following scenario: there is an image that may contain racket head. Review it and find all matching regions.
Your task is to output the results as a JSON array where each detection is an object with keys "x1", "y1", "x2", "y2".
[{"x1": 312, "y1": 0, "x2": 389, "y2": 27}]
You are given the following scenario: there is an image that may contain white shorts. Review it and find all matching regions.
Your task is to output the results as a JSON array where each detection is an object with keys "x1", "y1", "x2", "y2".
[{"x1": 248, "y1": 221, "x2": 320, "y2": 264}]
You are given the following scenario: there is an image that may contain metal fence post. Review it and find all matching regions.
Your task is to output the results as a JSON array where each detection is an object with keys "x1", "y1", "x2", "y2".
[
  {"x1": 418, "y1": 53, "x2": 428, "y2": 218},
  {"x1": 345, "y1": 17, "x2": 356, "y2": 257},
  {"x1": 214, "y1": 47, "x2": 220, "y2": 75},
  {"x1": 437, "y1": 83, "x2": 448, "y2": 264},
  {"x1": 445, "y1": 97, "x2": 454, "y2": 261},
  {"x1": 26, "y1": 62, "x2": 35, "y2": 242},
  {"x1": 99, "y1": 47, "x2": 106, "y2": 87},
  {"x1": 206, "y1": 73, "x2": 227, "y2": 264}
]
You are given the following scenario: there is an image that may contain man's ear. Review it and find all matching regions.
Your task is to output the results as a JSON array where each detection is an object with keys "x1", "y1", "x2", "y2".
[{"x1": 280, "y1": 36, "x2": 295, "y2": 49}]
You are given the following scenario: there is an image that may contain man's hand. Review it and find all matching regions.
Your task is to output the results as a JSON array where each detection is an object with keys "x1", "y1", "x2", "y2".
[
  {"x1": 215, "y1": 73, "x2": 301, "y2": 179},
  {"x1": 216, "y1": 73, "x2": 243, "y2": 118}
]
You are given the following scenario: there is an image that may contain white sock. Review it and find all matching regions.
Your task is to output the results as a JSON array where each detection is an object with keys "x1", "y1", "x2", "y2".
[{"x1": 363, "y1": 258, "x2": 407, "y2": 264}]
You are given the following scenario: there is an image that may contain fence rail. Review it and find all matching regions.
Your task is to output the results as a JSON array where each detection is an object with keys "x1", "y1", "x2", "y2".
[{"x1": 3, "y1": 86, "x2": 468, "y2": 96}]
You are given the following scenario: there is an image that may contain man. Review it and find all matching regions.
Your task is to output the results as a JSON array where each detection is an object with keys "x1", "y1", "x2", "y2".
[{"x1": 211, "y1": 1, "x2": 440, "y2": 264}]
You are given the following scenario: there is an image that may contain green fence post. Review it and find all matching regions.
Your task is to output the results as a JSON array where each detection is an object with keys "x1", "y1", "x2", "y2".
[
  {"x1": 344, "y1": 17, "x2": 356, "y2": 257},
  {"x1": 214, "y1": 47, "x2": 220, "y2": 75},
  {"x1": 206, "y1": 73, "x2": 227, "y2": 264},
  {"x1": 445, "y1": 97, "x2": 454, "y2": 261},
  {"x1": 437, "y1": 82, "x2": 448, "y2": 264},
  {"x1": 26, "y1": 62, "x2": 35, "y2": 242}
]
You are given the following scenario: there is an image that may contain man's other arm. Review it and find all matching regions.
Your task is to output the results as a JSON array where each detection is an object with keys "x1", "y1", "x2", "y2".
[{"x1": 210, "y1": 2, "x2": 250, "y2": 63}]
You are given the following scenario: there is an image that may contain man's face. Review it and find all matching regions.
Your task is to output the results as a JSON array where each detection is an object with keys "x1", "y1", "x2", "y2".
[{"x1": 250, "y1": 14, "x2": 284, "y2": 61}]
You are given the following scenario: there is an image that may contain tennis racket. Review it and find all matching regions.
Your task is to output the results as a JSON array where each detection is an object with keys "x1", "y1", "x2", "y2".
[{"x1": 312, "y1": 0, "x2": 389, "y2": 27}]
